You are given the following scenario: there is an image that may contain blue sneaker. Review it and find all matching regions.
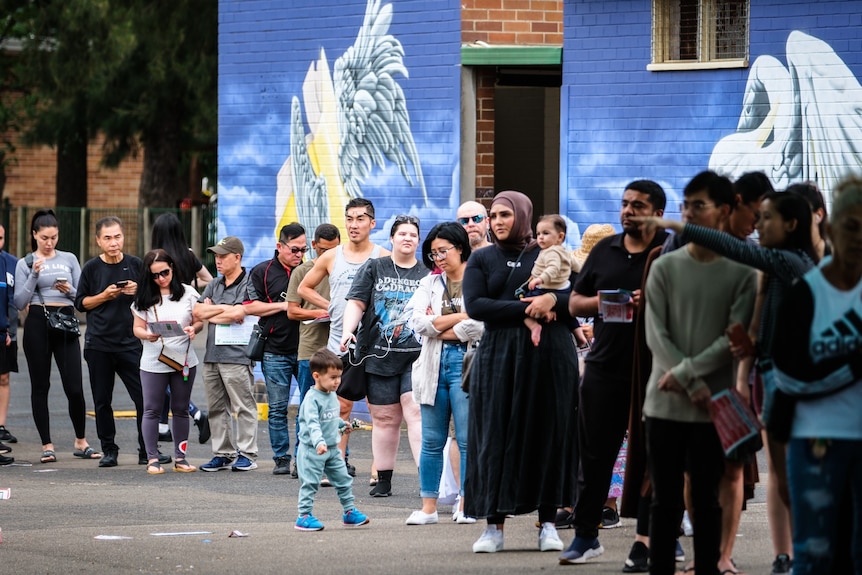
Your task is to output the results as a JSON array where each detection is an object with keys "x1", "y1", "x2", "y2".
[
  {"x1": 558, "y1": 536, "x2": 605, "y2": 565},
  {"x1": 231, "y1": 455, "x2": 258, "y2": 471},
  {"x1": 295, "y1": 514, "x2": 325, "y2": 531},
  {"x1": 675, "y1": 539, "x2": 685, "y2": 563},
  {"x1": 200, "y1": 456, "x2": 233, "y2": 472},
  {"x1": 342, "y1": 508, "x2": 370, "y2": 527}
]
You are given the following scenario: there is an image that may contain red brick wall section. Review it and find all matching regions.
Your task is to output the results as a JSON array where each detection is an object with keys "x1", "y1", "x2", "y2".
[
  {"x1": 462, "y1": 0, "x2": 563, "y2": 45},
  {"x1": 1, "y1": 131, "x2": 142, "y2": 208},
  {"x1": 475, "y1": 67, "x2": 496, "y2": 198}
]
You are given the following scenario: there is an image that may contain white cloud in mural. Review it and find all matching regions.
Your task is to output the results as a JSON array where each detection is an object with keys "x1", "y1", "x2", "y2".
[{"x1": 710, "y1": 31, "x2": 862, "y2": 204}]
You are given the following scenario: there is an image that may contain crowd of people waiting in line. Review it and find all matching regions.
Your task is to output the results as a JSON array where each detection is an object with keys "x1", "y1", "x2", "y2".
[{"x1": 0, "y1": 170, "x2": 860, "y2": 574}]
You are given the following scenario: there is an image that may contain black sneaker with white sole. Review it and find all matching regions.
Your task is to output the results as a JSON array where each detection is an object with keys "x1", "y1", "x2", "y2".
[
  {"x1": 0, "y1": 425, "x2": 17, "y2": 443},
  {"x1": 622, "y1": 540, "x2": 649, "y2": 573}
]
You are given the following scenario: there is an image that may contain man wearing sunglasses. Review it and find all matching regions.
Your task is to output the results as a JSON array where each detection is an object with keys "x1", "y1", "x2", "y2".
[
  {"x1": 456, "y1": 201, "x2": 492, "y2": 250},
  {"x1": 244, "y1": 223, "x2": 308, "y2": 476}
]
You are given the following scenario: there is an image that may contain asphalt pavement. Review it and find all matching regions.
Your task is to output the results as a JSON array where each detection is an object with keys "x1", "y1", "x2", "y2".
[{"x1": 0, "y1": 326, "x2": 781, "y2": 575}]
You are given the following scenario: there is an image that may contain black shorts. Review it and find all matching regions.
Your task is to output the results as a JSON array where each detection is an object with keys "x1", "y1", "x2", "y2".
[
  {"x1": 365, "y1": 371, "x2": 412, "y2": 406},
  {"x1": 0, "y1": 341, "x2": 16, "y2": 375}
]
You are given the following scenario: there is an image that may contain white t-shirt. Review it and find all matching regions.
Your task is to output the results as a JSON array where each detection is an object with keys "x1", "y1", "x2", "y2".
[{"x1": 132, "y1": 285, "x2": 201, "y2": 373}]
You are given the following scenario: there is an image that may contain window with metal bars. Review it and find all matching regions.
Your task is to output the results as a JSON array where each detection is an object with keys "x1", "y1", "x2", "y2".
[{"x1": 652, "y1": 0, "x2": 748, "y2": 67}]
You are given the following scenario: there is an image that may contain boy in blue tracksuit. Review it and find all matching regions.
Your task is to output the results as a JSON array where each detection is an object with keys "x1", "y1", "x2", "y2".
[{"x1": 295, "y1": 348, "x2": 369, "y2": 531}]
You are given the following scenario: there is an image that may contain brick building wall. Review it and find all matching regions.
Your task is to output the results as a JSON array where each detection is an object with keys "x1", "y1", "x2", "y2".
[
  {"x1": 2, "y1": 131, "x2": 142, "y2": 208},
  {"x1": 462, "y1": 0, "x2": 563, "y2": 197}
]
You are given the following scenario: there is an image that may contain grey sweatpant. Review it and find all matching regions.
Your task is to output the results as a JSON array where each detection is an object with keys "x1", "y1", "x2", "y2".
[{"x1": 297, "y1": 443, "x2": 354, "y2": 515}]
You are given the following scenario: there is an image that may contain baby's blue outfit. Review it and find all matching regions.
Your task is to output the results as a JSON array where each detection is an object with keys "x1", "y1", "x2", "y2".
[{"x1": 297, "y1": 387, "x2": 354, "y2": 515}]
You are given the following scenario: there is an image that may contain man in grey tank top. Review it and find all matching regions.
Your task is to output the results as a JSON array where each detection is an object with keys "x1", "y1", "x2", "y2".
[{"x1": 298, "y1": 198, "x2": 389, "y2": 476}]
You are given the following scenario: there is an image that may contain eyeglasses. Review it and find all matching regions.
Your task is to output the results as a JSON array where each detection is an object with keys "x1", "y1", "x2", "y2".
[
  {"x1": 151, "y1": 269, "x2": 171, "y2": 280},
  {"x1": 680, "y1": 201, "x2": 716, "y2": 213},
  {"x1": 286, "y1": 246, "x2": 309, "y2": 255},
  {"x1": 427, "y1": 246, "x2": 457, "y2": 262},
  {"x1": 395, "y1": 214, "x2": 420, "y2": 225},
  {"x1": 457, "y1": 215, "x2": 485, "y2": 225}
]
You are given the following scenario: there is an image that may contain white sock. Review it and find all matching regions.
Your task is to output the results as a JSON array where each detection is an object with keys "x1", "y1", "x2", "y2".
[
  {"x1": 159, "y1": 423, "x2": 169, "y2": 434},
  {"x1": 193, "y1": 411, "x2": 202, "y2": 421}
]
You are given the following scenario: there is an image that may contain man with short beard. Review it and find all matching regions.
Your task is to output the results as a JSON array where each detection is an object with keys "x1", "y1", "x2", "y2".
[
  {"x1": 456, "y1": 201, "x2": 492, "y2": 250},
  {"x1": 560, "y1": 181, "x2": 668, "y2": 565}
]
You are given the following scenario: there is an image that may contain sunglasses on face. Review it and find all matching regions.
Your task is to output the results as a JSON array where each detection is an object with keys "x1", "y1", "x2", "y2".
[
  {"x1": 457, "y1": 215, "x2": 485, "y2": 225},
  {"x1": 151, "y1": 269, "x2": 171, "y2": 280},
  {"x1": 287, "y1": 246, "x2": 309, "y2": 255}
]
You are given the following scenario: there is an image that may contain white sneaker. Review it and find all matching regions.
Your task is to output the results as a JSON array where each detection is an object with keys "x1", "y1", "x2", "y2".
[
  {"x1": 473, "y1": 526, "x2": 504, "y2": 553},
  {"x1": 453, "y1": 510, "x2": 477, "y2": 524},
  {"x1": 682, "y1": 510, "x2": 694, "y2": 537},
  {"x1": 539, "y1": 522, "x2": 564, "y2": 552},
  {"x1": 406, "y1": 509, "x2": 439, "y2": 525}
]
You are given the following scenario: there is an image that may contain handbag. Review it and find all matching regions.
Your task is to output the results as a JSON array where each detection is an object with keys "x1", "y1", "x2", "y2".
[
  {"x1": 337, "y1": 347, "x2": 367, "y2": 401},
  {"x1": 153, "y1": 307, "x2": 190, "y2": 376},
  {"x1": 36, "y1": 286, "x2": 80, "y2": 336},
  {"x1": 245, "y1": 322, "x2": 268, "y2": 361}
]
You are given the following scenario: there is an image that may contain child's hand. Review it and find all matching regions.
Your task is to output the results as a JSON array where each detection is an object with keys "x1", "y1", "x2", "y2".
[
  {"x1": 316, "y1": 444, "x2": 328, "y2": 455},
  {"x1": 528, "y1": 277, "x2": 542, "y2": 290},
  {"x1": 341, "y1": 419, "x2": 352, "y2": 436}
]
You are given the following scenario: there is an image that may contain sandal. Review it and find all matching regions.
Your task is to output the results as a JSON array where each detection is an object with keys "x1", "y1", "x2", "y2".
[
  {"x1": 147, "y1": 461, "x2": 165, "y2": 475},
  {"x1": 40, "y1": 450, "x2": 57, "y2": 464},
  {"x1": 174, "y1": 459, "x2": 197, "y2": 473},
  {"x1": 72, "y1": 446, "x2": 101, "y2": 459}
]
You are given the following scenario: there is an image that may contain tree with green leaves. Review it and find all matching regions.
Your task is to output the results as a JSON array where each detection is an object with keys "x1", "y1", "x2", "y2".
[{"x1": 0, "y1": 0, "x2": 216, "y2": 208}]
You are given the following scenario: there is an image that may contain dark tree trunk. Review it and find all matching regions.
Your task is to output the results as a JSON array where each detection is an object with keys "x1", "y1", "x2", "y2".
[
  {"x1": 55, "y1": 127, "x2": 88, "y2": 208},
  {"x1": 138, "y1": 111, "x2": 184, "y2": 208}
]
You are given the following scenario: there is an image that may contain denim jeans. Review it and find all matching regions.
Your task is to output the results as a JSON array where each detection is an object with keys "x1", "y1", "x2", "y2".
[
  {"x1": 419, "y1": 344, "x2": 469, "y2": 499},
  {"x1": 293, "y1": 359, "x2": 314, "y2": 458},
  {"x1": 261, "y1": 352, "x2": 298, "y2": 460},
  {"x1": 787, "y1": 437, "x2": 862, "y2": 575}
]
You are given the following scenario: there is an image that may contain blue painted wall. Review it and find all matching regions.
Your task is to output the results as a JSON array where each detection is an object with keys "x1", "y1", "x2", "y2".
[
  {"x1": 562, "y1": 0, "x2": 862, "y2": 231},
  {"x1": 218, "y1": 0, "x2": 461, "y2": 264}
]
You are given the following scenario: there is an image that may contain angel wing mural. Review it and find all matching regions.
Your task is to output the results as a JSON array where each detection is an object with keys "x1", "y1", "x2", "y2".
[
  {"x1": 275, "y1": 0, "x2": 427, "y2": 239},
  {"x1": 710, "y1": 31, "x2": 862, "y2": 205}
]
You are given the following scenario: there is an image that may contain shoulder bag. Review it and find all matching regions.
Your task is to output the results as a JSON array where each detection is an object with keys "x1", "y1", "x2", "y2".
[
  {"x1": 153, "y1": 307, "x2": 190, "y2": 377},
  {"x1": 26, "y1": 255, "x2": 80, "y2": 337},
  {"x1": 337, "y1": 345, "x2": 367, "y2": 401}
]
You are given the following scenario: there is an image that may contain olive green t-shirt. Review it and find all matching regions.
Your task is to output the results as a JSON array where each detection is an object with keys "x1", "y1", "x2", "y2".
[{"x1": 286, "y1": 259, "x2": 331, "y2": 361}]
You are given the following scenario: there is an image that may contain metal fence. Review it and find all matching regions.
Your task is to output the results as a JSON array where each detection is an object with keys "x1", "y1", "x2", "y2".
[{"x1": 0, "y1": 205, "x2": 218, "y2": 273}]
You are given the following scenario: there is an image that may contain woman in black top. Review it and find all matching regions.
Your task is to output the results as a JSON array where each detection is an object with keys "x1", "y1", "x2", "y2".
[{"x1": 463, "y1": 191, "x2": 579, "y2": 555}]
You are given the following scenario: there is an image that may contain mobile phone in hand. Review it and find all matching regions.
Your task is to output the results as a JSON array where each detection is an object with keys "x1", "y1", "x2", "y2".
[
  {"x1": 54, "y1": 277, "x2": 68, "y2": 287},
  {"x1": 115, "y1": 280, "x2": 129, "y2": 288},
  {"x1": 726, "y1": 322, "x2": 755, "y2": 357}
]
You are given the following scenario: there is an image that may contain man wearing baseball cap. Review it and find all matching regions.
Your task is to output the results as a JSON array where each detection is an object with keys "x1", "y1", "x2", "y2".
[{"x1": 193, "y1": 236, "x2": 260, "y2": 472}]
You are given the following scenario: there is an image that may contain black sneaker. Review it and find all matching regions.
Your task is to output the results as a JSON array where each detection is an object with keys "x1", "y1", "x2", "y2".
[
  {"x1": 0, "y1": 425, "x2": 17, "y2": 443},
  {"x1": 273, "y1": 456, "x2": 291, "y2": 475},
  {"x1": 0, "y1": 453, "x2": 13, "y2": 465},
  {"x1": 369, "y1": 478, "x2": 391, "y2": 497},
  {"x1": 555, "y1": 508, "x2": 575, "y2": 529},
  {"x1": 195, "y1": 411, "x2": 211, "y2": 444},
  {"x1": 622, "y1": 541, "x2": 649, "y2": 572},
  {"x1": 599, "y1": 506, "x2": 621, "y2": 529},
  {"x1": 158, "y1": 429, "x2": 173, "y2": 443},
  {"x1": 138, "y1": 451, "x2": 172, "y2": 465},
  {"x1": 290, "y1": 460, "x2": 298, "y2": 479},
  {"x1": 0, "y1": 442, "x2": 11, "y2": 454},
  {"x1": 99, "y1": 450, "x2": 119, "y2": 468},
  {"x1": 771, "y1": 554, "x2": 792, "y2": 575}
]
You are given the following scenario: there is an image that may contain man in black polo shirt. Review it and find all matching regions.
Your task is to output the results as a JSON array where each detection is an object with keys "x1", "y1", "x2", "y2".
[
  {"x1": 560, "y1": 180, "x2": 667, "y2": 565},
  {"x1": 244, "y1": 223, "x2": 306, "y2": 475},
  {"x1": 76, "y1": 216, "x2": 171, "y2": 468}
]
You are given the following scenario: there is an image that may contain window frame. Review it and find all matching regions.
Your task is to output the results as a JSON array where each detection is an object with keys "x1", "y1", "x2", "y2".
[{"x1": 648, "y1": 0, "x2": 749, "y2": 71}]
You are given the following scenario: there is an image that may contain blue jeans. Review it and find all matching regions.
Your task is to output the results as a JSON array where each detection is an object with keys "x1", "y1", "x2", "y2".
[
  {"x1": 419, "y1": 344, "x2": 469, "y2": 499},
  {"x1": 787, "y1": 437, "x2": 862, "y2": 575},
  {"x1": 261, "y1": 352, "x2": 298, "y2": 460},
  {"x1": 293, "y1": 359, "x2": 314, "y2": 458}
]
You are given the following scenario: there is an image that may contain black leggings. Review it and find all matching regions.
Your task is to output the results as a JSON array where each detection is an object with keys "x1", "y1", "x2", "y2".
[{"x1": 24, "y1": 306, "x2": 86, "y2": 445}]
